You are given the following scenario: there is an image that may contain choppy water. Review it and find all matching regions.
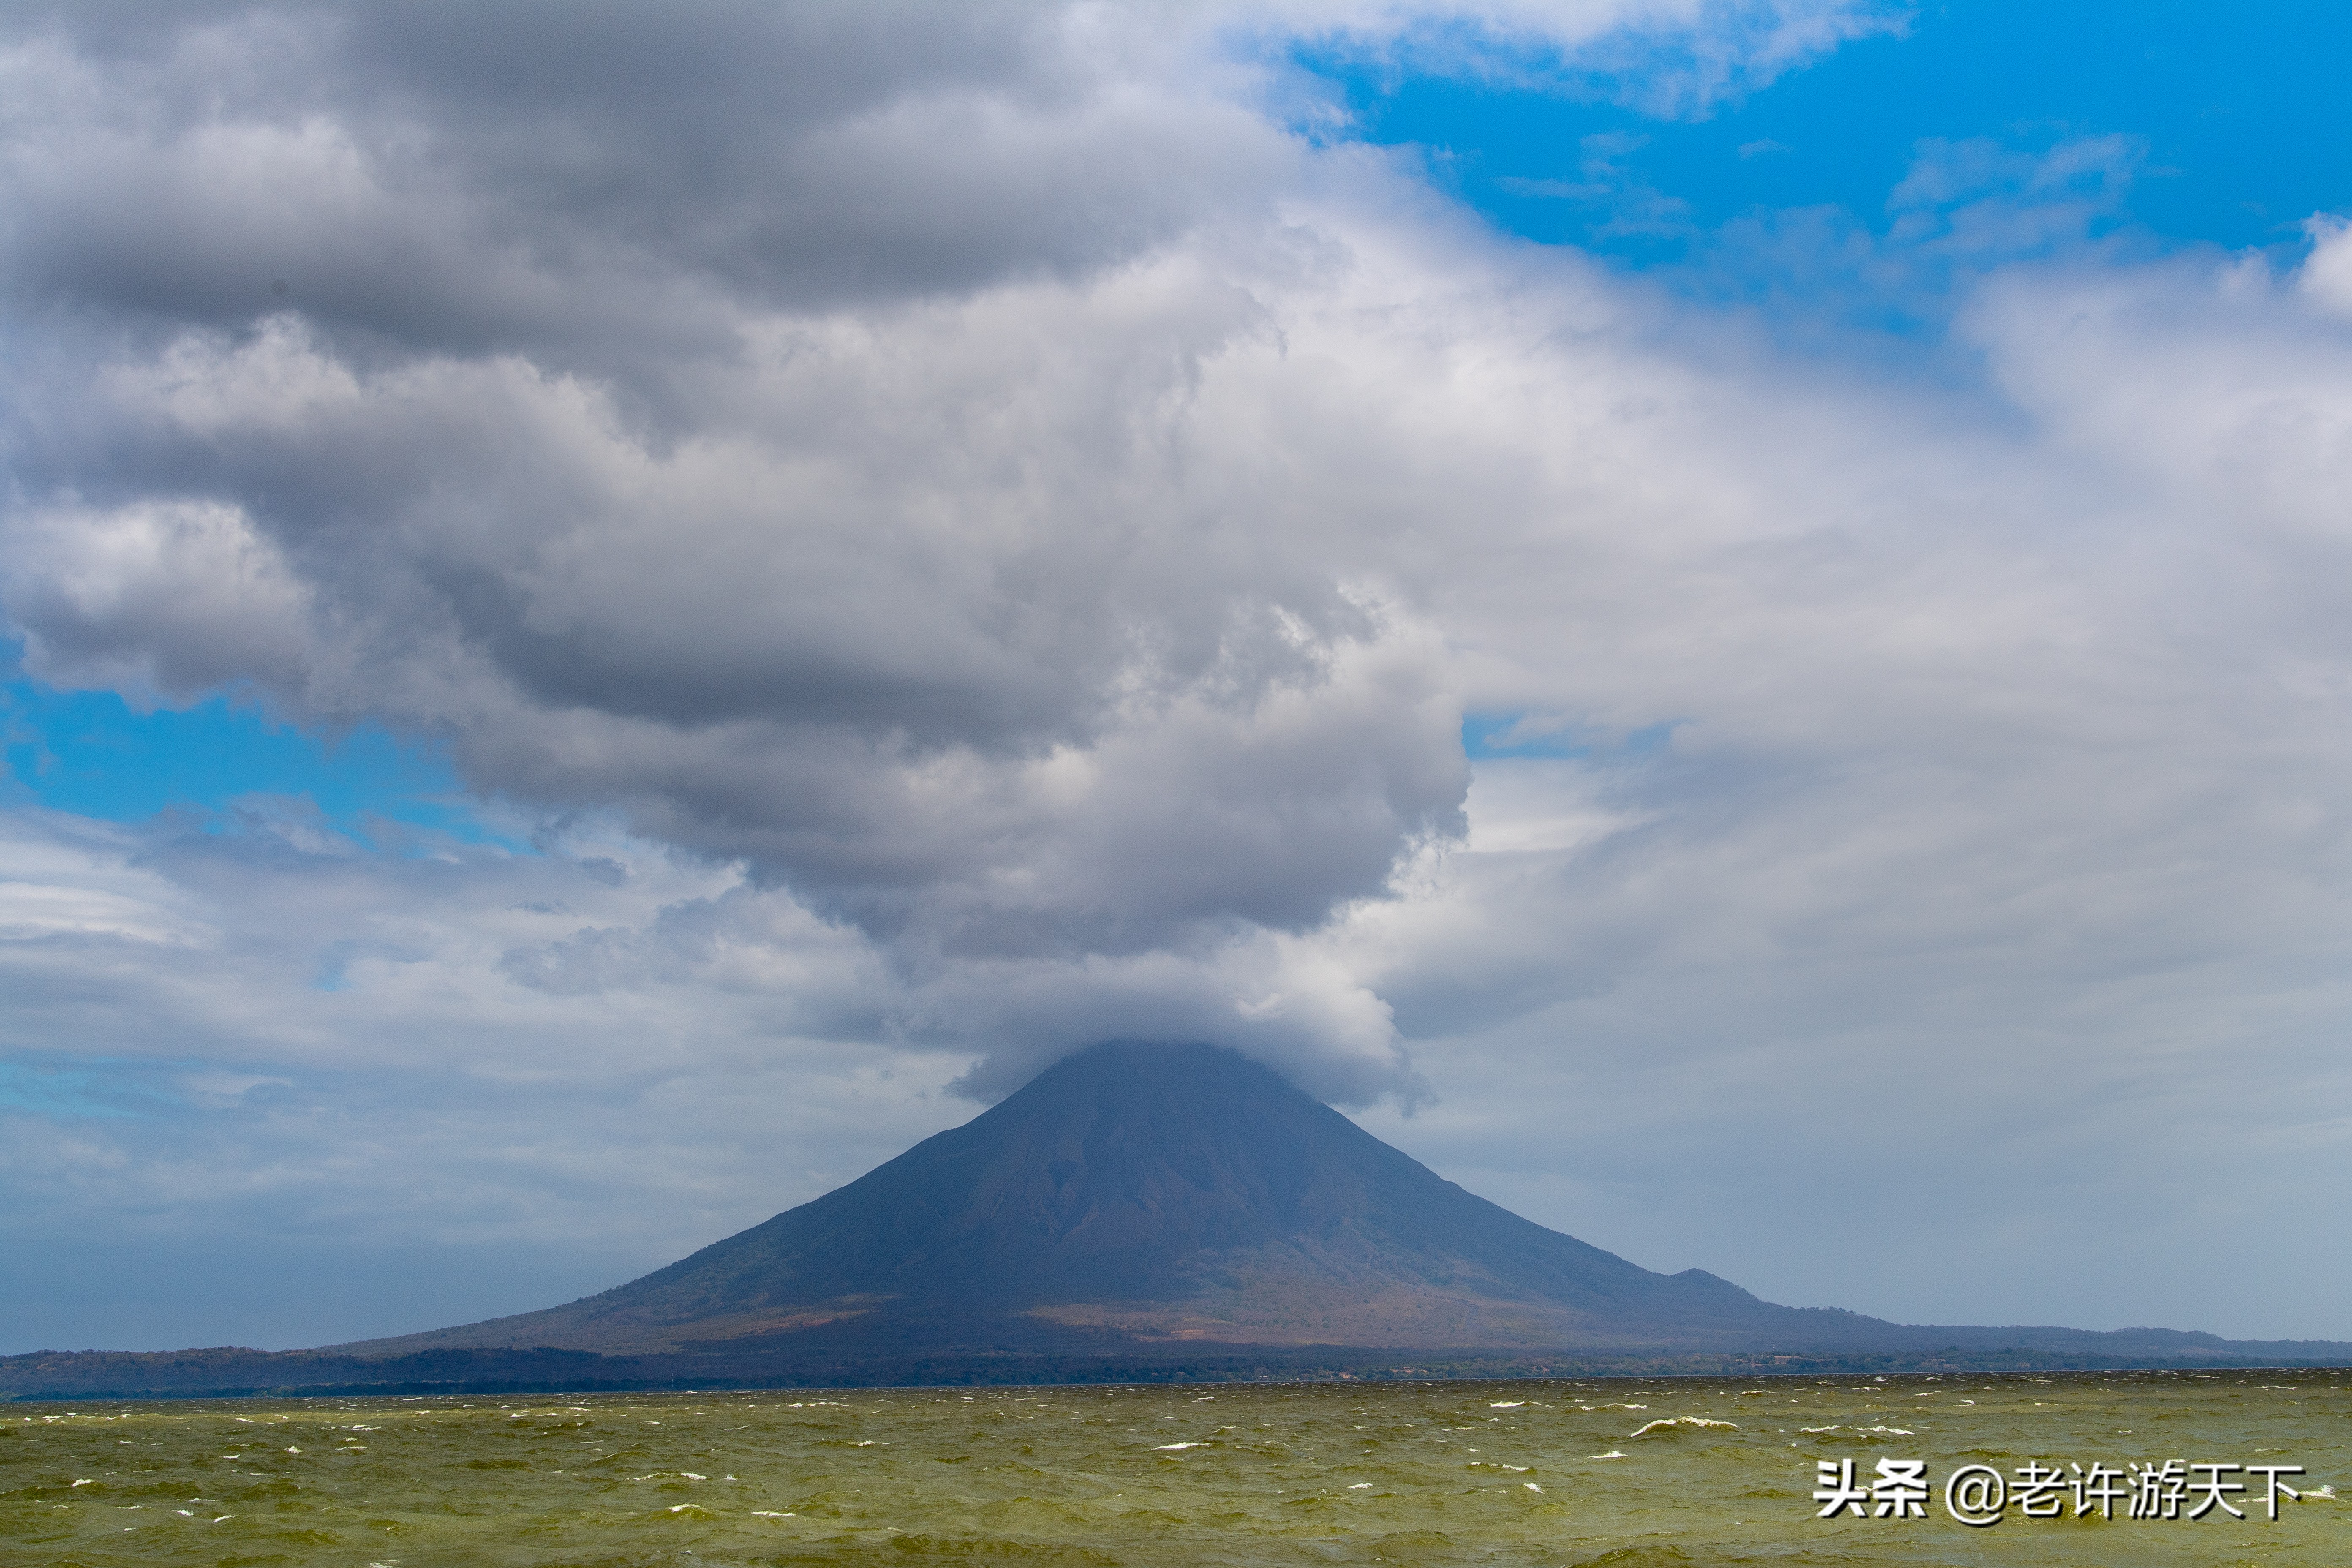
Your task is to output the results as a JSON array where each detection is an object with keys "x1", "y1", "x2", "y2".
[{"x1": 5, "y1": 1370, "x2": 2344, "y2": 1565}]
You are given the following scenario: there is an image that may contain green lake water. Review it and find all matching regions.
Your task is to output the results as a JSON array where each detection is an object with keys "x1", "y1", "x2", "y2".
[{"x1": 5, "y1": 1370, "x2": 2345, "y2": 1566}]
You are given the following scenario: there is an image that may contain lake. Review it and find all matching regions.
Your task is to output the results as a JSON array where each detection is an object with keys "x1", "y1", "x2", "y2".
[{"x1": 5, "y1": 1369, "x2": 2344, "y2": 1565}]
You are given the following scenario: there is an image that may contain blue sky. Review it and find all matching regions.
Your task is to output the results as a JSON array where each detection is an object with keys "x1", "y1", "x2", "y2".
[
  {"x1": 2, "y1": 652, "x2": 484, "y2": 842},
  {"x1": 1331, "y1": 1, "x2": 2350, "y2": 265},
  {"x1": 6, "y1": 0, "x2": 2352, "y2": 1354}
]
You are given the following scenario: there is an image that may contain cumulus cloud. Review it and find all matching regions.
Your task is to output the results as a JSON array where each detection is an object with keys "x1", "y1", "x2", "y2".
[
  {"x1": 8, "y1": 0, "x2": 1753, "y2": 1100},
  {"x1": 6, "y1": 0, "x2": 2352, "y2": 1346},
  {"x1": 2302, "y1": 215, "x2": 2352, "y2": 321}
]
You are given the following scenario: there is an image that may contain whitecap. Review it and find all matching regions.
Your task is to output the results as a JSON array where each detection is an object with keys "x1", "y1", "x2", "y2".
[
  {"x1": 1799, "y1": 1425, "x2": 1839, "y2": 1434},
  {"x1": 1524, "y1": 1482, "x2": 1543, "y2": 1492},
  {"x1": 1348, "y1": 1483, "x2": 1372, "y2": 1490},
  {"x1": 1153, "y1": 1441, "x2": 1202, "y2": 1450},
  {"x1": 1631, "y1": 1417, "x2": 1737, "y2": 1437},
  {"x1": 1851, "y1": 1426, "x2": 1913, "y2": 1436},
  {"x1": 1491, "y1": 1402, "x2": 1524, "y2": 1408},
  {"x1": 1590, "y1": 1451, "x2": 1628, "y2": 1460}
]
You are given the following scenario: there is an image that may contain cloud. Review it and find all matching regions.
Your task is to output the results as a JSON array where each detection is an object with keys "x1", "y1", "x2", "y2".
[
  {"x1": 2, "y1": 0, "x2": 1557, "y2": 1102},
  {"x1": 0, "y1": 800, "x2": 962, "y2": 1342},
  {"x1": 1260, "y1": 0, "x2": 1902, "y2": 117},
  {"x1": 0, "y1": 3, "x2": 1277, "y2": 341},
  {"x1": 2302, "y1": 214, "x2": 2352, "y2": 320}
]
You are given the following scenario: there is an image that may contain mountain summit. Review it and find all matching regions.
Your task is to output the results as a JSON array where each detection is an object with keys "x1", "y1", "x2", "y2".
[{"x1": 351, "y1": 1041, "x2": 1841, "y2": 1358}]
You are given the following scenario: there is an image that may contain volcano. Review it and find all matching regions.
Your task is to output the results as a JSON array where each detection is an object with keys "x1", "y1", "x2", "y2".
[
  {"x1": 13, "y1": 1040, "x2": 2349, "y2": 1400},
  {"x1": 343, "y1": 1040, "x2": 1856, "y2": 1359}
]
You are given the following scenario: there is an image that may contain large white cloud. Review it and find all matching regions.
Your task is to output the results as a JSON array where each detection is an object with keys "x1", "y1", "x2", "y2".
[{"x1": 5, "y1": 0, "x2": 2352, "y2": 1348}]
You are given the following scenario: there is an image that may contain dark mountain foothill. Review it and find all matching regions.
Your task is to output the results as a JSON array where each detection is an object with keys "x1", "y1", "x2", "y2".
[{"x1": 6, "y1": 1042, "x2": 2344, "y2": 1399}]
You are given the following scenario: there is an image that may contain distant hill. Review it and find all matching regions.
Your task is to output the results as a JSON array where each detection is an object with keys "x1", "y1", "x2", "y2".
[{"x1": 7, "y1": 1042, "x2": 2346, "y2": 1398}]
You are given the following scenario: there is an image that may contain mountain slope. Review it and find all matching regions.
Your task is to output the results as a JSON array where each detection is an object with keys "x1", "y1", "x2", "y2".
[{"x1": 344, "y1": 1041, "x2": 1856, "y2": 1356}]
